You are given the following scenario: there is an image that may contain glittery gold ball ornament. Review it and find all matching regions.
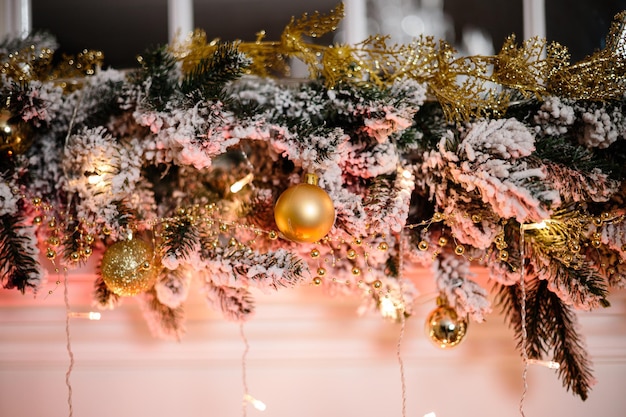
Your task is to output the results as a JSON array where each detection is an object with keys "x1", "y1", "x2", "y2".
[
  {"x1": 425, "y1": 298, "x2": 468, "y2": 349},
  {"x1": 0, "y1": 109, "x2": 33, "y2": 156},
  {"x1": 101, "y1": 239, "x2": 157, "y2": 296},
  {"x1": 274, "y1": 173, "x2": 335, "y2": 243}
]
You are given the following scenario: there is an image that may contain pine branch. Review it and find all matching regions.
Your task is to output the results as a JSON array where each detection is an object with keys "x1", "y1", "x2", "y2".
[
  {"x1": 131, "y1": 45, "x2": 179, "y2": 111},
  {"x1": 161, "y1": 216, "x2": 199, "y2": 261},
  {"x1": 93, "y1": 274, "x2": 120, "y2": 309},
  {"x1": 140, "y1": 288, "x2": 186, "y2": 340},
  {"x1": 79, "y1": 79, "x2": 126, "y2": 128},
  {"x1": 154, "y1": 268, "x2": 190, "y2": 308},
  {"x1": 204, "y1": 282, "x2": 254, "y2": 321},
  {"x1": 180, "y1": 42, "x2": 250, "y2": 103},
  {"x1": 535, "y1": 135, "x2": 617, "y2": 176},
  {"x1": 0, "y1": 30, "x2": 58, "y2": 53},
  {"x1": 541, "y1": 261, "x2": 610, "y2": 309},
  {"x1": 543, "y1": 161, "x2": 619, "y2": 204},
  {"x1": 385, "y1": 252, "x2": 399, "y2": 278},
  {"x1": 394, "y1": 126, "x2": 424, "y2": 151},
  {"x1": 597, "y1": 138, "x2": 626, "y2": 181},
  {"x1": 0, "y1": 213, "x2": 42, "y2": 293},
  {"x1": 226, "y1": 247, "x2": 307, "y2": 290},
  {"x1": 497, "y1": 279, "x2": 550, "y2": 360},
  {"x1": 497, "y1": 279, "x2": 596, "y2": 400},
  {"x1": 502, "y1": 95, "x2": 541, "y2": 123},
  {"x1": 112, "y1": 200, "x2": 135, "y2": 229},
  {"x1": 62, "y1": 215, "x2": 83, "y2": 263},
  {"x1": 364, "y1": 173, "x2": 413, "y2": 235},
  {"x1": 544, "y1": 286, "x2": 596, "y2": 400}
]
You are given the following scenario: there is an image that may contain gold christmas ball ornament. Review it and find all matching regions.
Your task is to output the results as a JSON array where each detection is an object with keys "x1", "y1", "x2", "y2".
[
  {"x1": 0, "y1": 109, "x2": 33, "y2": 156},
  {"x1": 101, "y1": 239, "x2": 157, "y2": 296},
  {"x1": 425, "y1": 298, "x2": 468, "y2": 349},
  {"x1": 274, "y1": 173, "x2": 335, "y2": 243}
]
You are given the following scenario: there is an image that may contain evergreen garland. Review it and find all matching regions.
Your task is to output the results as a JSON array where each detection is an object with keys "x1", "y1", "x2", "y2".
[{"x1": 1, "y1": 6, "x2": 626, "y2": 401}]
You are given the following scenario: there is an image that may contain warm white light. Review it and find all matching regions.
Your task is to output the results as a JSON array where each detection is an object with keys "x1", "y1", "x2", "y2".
[
  {"x1": 230, "y1": 173, "x2": 254, "y2": 193},
  {"x1": 423, "y1": 412, "x2": 437, "y2": 417},
  {"x1": 87, "y1": 164, "x2": 114, "y2": 186},
  {"x1": 522, "y1": 220, "x2": 550, "y2": 230},
  {"x1": 379, "y1": 297, "x2": 401, "y2": 320},
  {"x1": 89, "y1": 312, "x2": 102, "y2": 320},
  {"x1": 243, "y1": 394, "x2": 266, "y2": 411},
  {"x1": 68, "y1": 311, "x2": 102, "y2": 320},
  {"x1": 401, "y1": 169, "x2": 413, "y2": 179},
  {"x1": 87, "y1": 174, "x2": 104, "y2": 185},
  {"x1": 527, "y1": 358, "x2": 560, "y2": 369}
]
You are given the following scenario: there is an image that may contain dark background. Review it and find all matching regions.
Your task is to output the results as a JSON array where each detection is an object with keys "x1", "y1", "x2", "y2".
[{"x1": 30, "y1": 0, "x2": 626, "y2": 69}]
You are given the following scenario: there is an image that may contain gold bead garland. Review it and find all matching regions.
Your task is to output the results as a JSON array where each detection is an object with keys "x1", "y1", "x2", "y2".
[{"x1": 306, "y1": 234, "x2": 395, "y2": 302}]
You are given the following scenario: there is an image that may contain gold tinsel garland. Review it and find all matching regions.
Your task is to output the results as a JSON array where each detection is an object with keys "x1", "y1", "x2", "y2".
[
  {"x1": 1, "y1": 4, "x2": 624, "y2": 122},
  {"x1": 0, "y1": 45, "x2": 103, "y2": 86},
  {"x1": 168, "y1": 3, "x2": 626, "y2": 122}
]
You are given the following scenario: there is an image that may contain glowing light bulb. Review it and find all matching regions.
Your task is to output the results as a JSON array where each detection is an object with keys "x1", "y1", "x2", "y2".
[
  {"x1": 68, "y1": 311, "x2": 102, "y2": 320},
  {"x1": 86, "y1": 164, "x2": 114, "y2": 187},
  {"x1": 87, "y1": 174, "x2": 104, "y2": 185},
  {"x1": 401, "y1": 169, "x2": 413, "y2": 179},
  {"x1": 527, "y1": 358, "x2": 560, "y2": 369},
  {"x1": 230, "y1": 173, "x2": 254, "y2": 193},
  {"x1": 379, "y1": 297, "x2": 400, "y2": 320},
  {"x1": 243, "y1": 394, "x2": 266, "y2": 411},
  {"x1": 522, "y1": 220, "x2": 551, "y2": 230}
]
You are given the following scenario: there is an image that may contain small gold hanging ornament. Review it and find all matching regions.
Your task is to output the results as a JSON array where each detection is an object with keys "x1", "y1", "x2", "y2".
[
  {"x1": 0, "y1": 109, "x2": 33, "y2": 156},
  {"x1": 425, "y1": 296, "x2": 468, "y2": 349},
  {"x1": 273, "y1": 173, "x2": 335, "y2": 243},
  {"x1": 101, "y1": 238, "x2": 157, "y2": 296}
]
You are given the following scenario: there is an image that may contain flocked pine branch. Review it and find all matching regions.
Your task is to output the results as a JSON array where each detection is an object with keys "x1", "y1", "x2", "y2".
[
  {"x1": 154, "y1": 268, "x2": 191, "y2": 309},
  {"x1": 543, "y1": 162, "x2": 619, "y2": 204},
  {"x1": 434, "y1": 253, "x2": 491, "y2": 322},
  {"x1": 364, "y1": 172, "x2": 414, "y2": 236},
  {"x1": 538, "y1": 260, "x2": 610, "y2": 310},
  {"x1": 139, "y1": 287, "x2": 186, "y2": 340},
  {"x1": 203, "y1": 282, "x2": 254, "y2": 321},
  {"x1": 225, "y1": 247, "x2": 307, "y2": 291}
]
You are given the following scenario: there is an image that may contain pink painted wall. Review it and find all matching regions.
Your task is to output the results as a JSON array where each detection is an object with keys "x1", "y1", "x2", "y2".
[{"x1": 2, "y1": 267, "x2": 626, "y2": 417}]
